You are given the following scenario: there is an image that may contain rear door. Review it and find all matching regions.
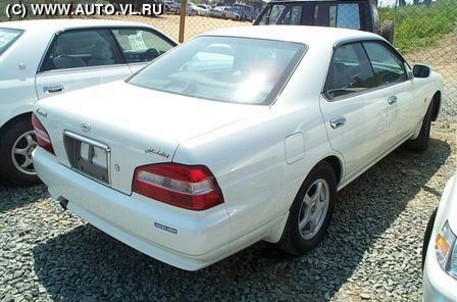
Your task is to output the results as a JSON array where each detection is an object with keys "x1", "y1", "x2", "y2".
[
  {"x1": 35, "y1": 27, "x2": 176, "y2": 99},
  {"x1": 35, "y1": 28, "x2": 131, "y2": 99}
]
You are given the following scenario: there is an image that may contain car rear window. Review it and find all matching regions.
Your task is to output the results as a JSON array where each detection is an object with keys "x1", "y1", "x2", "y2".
[
  {"x1": 0, "y1": 28, "x2": 23, "y2": 56},
  {"x1": 128, "y1": 36, "x2": 306, "y2": 105}
]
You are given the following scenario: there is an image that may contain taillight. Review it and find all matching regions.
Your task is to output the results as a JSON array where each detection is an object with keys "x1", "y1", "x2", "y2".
[
  {"x1": 31, "y1": 113, "x2": 55, "y2": 154},
  {"x1": 132, "y1": 163, "x2": 224, "y2": 211}
]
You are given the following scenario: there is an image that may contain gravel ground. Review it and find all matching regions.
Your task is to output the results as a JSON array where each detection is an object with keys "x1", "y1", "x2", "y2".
[{"x1": 0, "y1": 120, "x2": 455, "y2": 302}]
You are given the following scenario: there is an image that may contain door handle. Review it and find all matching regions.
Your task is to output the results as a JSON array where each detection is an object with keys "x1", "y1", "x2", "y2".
[
  {"x1": 330, "y1": 116, "x2": 346, "y2": 129},
  {"x1": 44, "y1": 85, "x2": 64, "y2": 94},
  {"x1": 387, "y1": 96, "x2": 398, "y2": 105}
]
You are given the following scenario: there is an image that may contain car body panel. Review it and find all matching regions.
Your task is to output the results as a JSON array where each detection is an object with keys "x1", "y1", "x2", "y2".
[
  {"x1": 33, "y1": 26, "x2": 443, "y2": 270},
  {"x1": 36, "y1": 80, "x2": 270, "y2": 194},
  {"x1": 423, "y1": 173, "x2": 457, "y2": 301},
  {"x1": 0, "y1": 19, "x2": 177, "y2": 129},
  {"x1": 0, "y1": 19, "x2": 177, "y2": 183}
]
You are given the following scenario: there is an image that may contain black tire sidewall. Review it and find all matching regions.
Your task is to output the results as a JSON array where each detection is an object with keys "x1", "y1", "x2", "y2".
[
  {"x1": 422, "y1": 208, "x2": 437, "y2": 269},
  {"x1": 406, "y1": 101, "x2": 433, "y2": 151}
]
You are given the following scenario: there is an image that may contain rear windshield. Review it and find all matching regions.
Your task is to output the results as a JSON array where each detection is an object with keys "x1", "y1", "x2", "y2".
[
  {"x1": 129, "y1": 36, "x2": 306, "y2": 105},
  {"x1": 0, "y1": 28, "x2": 23, "y2": 56}
]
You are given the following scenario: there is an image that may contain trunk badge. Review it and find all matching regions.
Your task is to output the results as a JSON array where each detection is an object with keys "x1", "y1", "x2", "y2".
[{"x1": 81, "y1": 122, "x2": 91, "y2": 132}]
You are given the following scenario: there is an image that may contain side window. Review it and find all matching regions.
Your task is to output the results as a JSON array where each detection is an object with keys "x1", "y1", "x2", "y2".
[
  {"x1": 277, "y1": 5, "x2": 302, "y2": 25},
  {"x1": 41, "y1": 29, "x2": 121, "y2": 71},
  {"x1": 314, "y1": 4, "x2": 335, "y2": 26},
  {"x1": 337, "y1": 4, "x2": 361, "y2": 30},
  {"x1": 259, "y1": 4, "x2": 302, "y2": 25},
  {"x1": 363, "y1": 42, "x2": 407, "y2": 86},
  {"x1": 324, "y1": 42, "x2": 376, "y2": 98},
  {"x1": 111, "y1": 28, "x2": 175, "y2": 64}
]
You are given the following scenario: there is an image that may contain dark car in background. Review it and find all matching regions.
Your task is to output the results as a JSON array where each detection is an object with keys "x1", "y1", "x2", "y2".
[{"x1": 254, "y1": 0, "x2": 395, "y2": 43}]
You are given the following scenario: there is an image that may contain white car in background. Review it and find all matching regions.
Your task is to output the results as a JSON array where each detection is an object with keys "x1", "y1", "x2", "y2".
[
  {"x1": 423, "y1": 173, "x2": 457, "y2": 301},
  {"x1": 33, "y1": 26, "x2": 443, "y2": 271},
  {"x1": 195, "y1": 4, "x2": 210, "y2": 16},
  {"x1": 0, "y1": 19, "x2": 177, "y2": 185},
  {"x1": 209, "y1": 6, "x2": 240, "y2": 20}
]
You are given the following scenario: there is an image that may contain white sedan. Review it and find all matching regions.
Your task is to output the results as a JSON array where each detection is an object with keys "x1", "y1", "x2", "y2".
[
  {"x1": 0, "y1": 19, "x2": 177, "y2": 184},
  {"x1": 209, "y1": 6, "x2": 240, "y2": 20},
  {"x1": 423, "y1": 173, "x2": 457, "y2": 301},
  {"x1": 33, "y1": 26, "x2": 443, "y2": 271}
]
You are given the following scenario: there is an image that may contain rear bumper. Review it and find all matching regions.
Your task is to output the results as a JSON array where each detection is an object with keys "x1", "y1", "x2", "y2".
[{"x1": 33, "y1": 148, "x2": 232, "y2": 271}]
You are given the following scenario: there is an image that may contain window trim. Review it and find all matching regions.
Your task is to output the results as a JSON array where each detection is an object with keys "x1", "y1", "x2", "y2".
[
  {"x1": 323, "y1": 39, "x2": 409, "y2": 102},
  {"x1": 361, "y1": 40, "x2": 409, "y2": 87},
  {"x1": 38, "y1": 28, "x2": 125, "y2": 73},
  {"x1": 37, "y1": 26, "x2": 177, "y2": 73}
]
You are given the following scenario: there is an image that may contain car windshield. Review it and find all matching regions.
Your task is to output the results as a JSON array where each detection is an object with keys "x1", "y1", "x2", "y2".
[
  {"x1": 128, "y1": 36, "x2": 306, "y2": 105},
  {"x1": 0, "y1": 28, "x2": 23, "y2": 56}
]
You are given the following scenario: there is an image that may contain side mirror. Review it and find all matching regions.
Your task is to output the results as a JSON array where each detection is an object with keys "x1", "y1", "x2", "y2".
[{"x1": 413, "y1": 64, "x2": 431, "y2": 78}]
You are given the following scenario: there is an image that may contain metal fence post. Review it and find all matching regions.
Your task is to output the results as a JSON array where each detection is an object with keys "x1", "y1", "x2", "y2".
[{"x1": 178, "y1": 0, "x2": 187, "y2": 43}]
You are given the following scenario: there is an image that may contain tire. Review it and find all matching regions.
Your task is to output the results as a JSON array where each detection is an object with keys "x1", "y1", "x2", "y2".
[
  {"x1": 380, "y1": 20, "x2": 395, "y2": 44},
  {"x1": 277, "y1": 162, "x2": 337, "y2": 255},
  {"x1": 0, "y1": 116, "x2": 40, "y2": 185},
  {"x1": 406, "y1": 101, "x2": 433, "y2": 151},
  {"x1": 422, "y1": 208, "x2": 437, "y2": 269}
]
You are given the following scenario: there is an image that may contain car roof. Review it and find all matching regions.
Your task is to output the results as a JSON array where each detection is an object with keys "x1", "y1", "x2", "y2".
[
  {"x1": 0, "y1": 19, "x2": 157, "y2": 33},
  {"x1": 201, "y1": 25, "x2": 383, "y2": 46}
]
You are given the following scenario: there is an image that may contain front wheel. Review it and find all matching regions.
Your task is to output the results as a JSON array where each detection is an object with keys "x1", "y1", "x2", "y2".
[
  {"x1": 406, "y1": 101, "x2": 433, "y2": 151},
  {"x1": 277, "y1": 162, "x2": 336, "y2": 255},
  {"x1": 0, "y1": 116, "x2": 40, "y2": 185}
]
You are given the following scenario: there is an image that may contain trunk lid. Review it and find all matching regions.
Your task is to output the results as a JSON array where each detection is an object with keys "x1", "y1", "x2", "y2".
[{"x1": 37, "y1": 81, "x2": 268, "y2": 194}]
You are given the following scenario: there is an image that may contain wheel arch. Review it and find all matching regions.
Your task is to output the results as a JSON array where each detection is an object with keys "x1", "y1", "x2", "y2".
[
  {"x1": 320, "y1": 155, "x2": 343, "y2": 187},
  {"x1": 0, "y1": 112, "x2": 33, "y2": 137},
  {"x1": 430, "y1": 91, "x2": 441, "y2": 122}
]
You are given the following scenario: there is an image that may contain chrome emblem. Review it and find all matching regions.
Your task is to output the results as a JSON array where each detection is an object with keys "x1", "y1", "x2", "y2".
[{"x1": 81, "y1": 122, "x2": 91, "y2": 132}]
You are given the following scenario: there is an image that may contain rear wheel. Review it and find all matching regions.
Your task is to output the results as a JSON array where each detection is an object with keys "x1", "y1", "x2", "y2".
[
  {"x1": 0, "y1": 116, "x2": 40, "y2": 185},
  {"x1": 277, "y1": 162, "x2": 336, "y2": 255}
]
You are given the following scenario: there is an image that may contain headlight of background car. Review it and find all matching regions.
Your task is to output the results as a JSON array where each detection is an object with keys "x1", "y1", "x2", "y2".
[{"x1": 435, "y1": 221, "x2": 457, "y2": 279}]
